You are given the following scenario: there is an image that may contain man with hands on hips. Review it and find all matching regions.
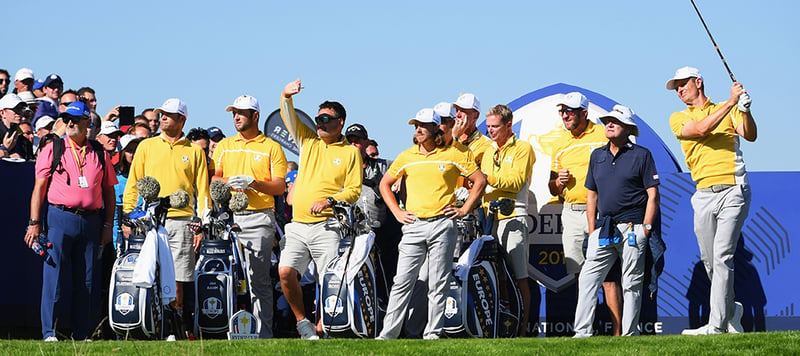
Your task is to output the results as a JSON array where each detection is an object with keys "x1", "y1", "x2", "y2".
[{"x1": 376, "y1": 108, "x2": 486, "y2": 340}]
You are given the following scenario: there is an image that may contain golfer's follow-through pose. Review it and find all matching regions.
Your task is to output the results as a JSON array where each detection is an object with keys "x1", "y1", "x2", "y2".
[
  {"x1": 377, "y1": 108, "x2": 486, "y2": 340},
  {"x1": 665, "y1": 66, "x2": 757, "y2": 335}
]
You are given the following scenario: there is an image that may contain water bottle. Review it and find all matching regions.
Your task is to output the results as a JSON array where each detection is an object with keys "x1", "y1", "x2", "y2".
[{"x1": 31, "y1": 233, "x2": 52, "y2": 256}]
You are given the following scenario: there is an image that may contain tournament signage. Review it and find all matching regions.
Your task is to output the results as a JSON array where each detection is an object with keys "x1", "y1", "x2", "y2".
[
  {"x1": 263, "y1": 108, "x2": 316, "y2": 155},
  {"x1": 228, "y1": 310, "x2": 259, "y2": 340}
]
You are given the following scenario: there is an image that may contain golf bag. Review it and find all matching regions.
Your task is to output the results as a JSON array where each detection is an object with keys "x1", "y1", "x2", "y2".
[
  {"x1": 443, "y1": 236, "x2": 523, "y2": 338},
  {"x1": 108, "y1": 234, "x2": 162, "y2": 339},
  {"x1": 320, "y1": 230, "x2": 388, "y2": 338},
  {"x1": 194, "y1": 236, "x2": 248, "y2": 337}
]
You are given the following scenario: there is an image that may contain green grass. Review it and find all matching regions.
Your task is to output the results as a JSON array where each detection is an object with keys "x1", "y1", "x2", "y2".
[{"x1": 1, "y1": 332, "x2": 798, "y2": 355}]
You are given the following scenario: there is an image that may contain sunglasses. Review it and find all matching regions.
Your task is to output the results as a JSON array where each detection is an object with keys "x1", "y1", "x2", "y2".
[
  {"x1": 80, "y1": 96, "x2": 97, "y2": 103},
  {"x1": 558, "y1": 107, "x2": 583, "y2": 114},
  {"x1": 60, "y1": 101, "x2": 73, "y2": 107},
  {"x1": 0, "y1": 78, "x2": 8, "y2": 84},
  {"x1": 62, "y1": 115, "x2": 88, "y2": 125},
  {"x1": 368, "y1": 152, "x2": 379, "y2": 158},
  {"x1": 314, "y1": 114, "x2": 338, "y2": 125}
]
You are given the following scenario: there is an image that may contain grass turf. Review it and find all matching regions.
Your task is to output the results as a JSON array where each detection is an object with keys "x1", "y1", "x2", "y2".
[{"x1": 0, "y1": 332, "x2": 798, "y2": 355}]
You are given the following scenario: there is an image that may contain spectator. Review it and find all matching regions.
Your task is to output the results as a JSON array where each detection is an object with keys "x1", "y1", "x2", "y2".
[
  {"x1": 0, "y1": 94, "x2": 35, "y2": 160},
  {"x1": 13, "y1": 68, "x2": 34, "y2": 94},
  {"x1": 286, "y1": 160, "x2": 298, "y2": 172},
  {"x1": 97, "y1": 121, "x2": 123, "y2": 166},
  {"x1": 366, "y1": 139, "x2": 379, "y2": 158},
  {"x1": 0, "y1": 69, "x2": 9, "y2": 96},
  {"x1": 58, "y1": 90, "x2": 79, "y2": 113},
  {"x1": 24, "y1": 101, "x2": 117, "y2": 342},
  {"x1": 212, "y1": 94, "x2": 287, "y2": 338},
  {"x1": 39, "y1": 74, "x2": 63, "y2": 108},
  {"x1": 78, "y1": 87, "x2": 101, "y2": 139},
  {"x1": 123, "y1": 98, "x2": 210, "y2": 338},
  {"x1": 279, "y1": 79, "x2": 363, "y2": 339},
  {"x1": 141, "y1": 108, "x2": 158, "y2": 136},
  {"x1": 126, "y1": 122, "x2": 151, "y2": 139},
  {"x1": 33, "y1": 78, "x2": 45, "y2": 98},
  {"x1": 114, "y1": 134, "x2": 144, "y2": 247},
  {"x1": 207, "y1": 126, "x2": 225, "y2": 162},
  {"x1": 186, "y1": 127, "x2": 214, "y2": 177}
]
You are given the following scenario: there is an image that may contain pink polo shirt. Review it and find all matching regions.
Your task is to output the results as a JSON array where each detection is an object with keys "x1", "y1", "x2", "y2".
[{"x1": 35, "y1": 137, "x2": 118, "y2": 210}]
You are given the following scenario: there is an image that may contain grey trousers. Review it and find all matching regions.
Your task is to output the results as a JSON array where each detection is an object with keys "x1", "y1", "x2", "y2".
[
  {"x1": 234, "y1": 209, "x2": 277, "y2": 338},
  {"x1": 573, "y1": 223, "x2": 647, "y2": 336},
  {"x1": 691, "y1": 184, "x2": 751, "y2": 330},
  {"x1": 379, "y1": 218, "x2": 456, "y2": 339}
]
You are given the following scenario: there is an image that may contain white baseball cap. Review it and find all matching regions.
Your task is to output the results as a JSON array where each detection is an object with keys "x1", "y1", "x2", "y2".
[
  {"x1": 99, "y1": 121, "x2": 123, "y2": 136},
  {"x1": 453, "y1": 93, "x2": 480, "y2": 112},
  {"x1": 599, "y1": 104, "x2": 639, "y2": 137},
  {"x1": 556, "y1": 92, "x2": 589, "y2": 109},
  {"x1": 14, "y1": 68, "x2": 34, "y2": 82},
  {"x1": 119, "y1": 134, "x2": 143, "y2": 151},
  {"x1": 35, "y1": 116, "x2": 56, "y2": 132},
  {"x1": 666, "y1": 66, "x2": 702, "y2": 90},
  {"x1": 433, "y1": 101, "x2": 456, "y2": 119},
  {"x1": 154, "y1": 98, "x2": 188, "y2": 117},
  {"x1": 0, "y1": 94, "x2": 24, "y2": 110},
  {"x1": 225, "y1": 95, "x2": 260, "y2": 112},
  {"x1": 408, "y1": 108, "x2": 441, "y2": 126}
]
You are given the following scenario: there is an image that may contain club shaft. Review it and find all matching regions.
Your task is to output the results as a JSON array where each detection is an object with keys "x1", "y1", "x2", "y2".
[{"x1": 690, "y1": 0, "x2": 736, "y2": 82}]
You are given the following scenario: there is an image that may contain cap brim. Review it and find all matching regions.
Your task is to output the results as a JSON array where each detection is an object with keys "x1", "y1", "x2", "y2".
[{"x1": 225, "y1": 105, "x2": 258, "y2": 112}]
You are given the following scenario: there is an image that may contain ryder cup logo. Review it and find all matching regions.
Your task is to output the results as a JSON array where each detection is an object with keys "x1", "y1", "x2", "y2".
[
  {"x1": 115, "y1": 293, "x2": 135, "y2": 316},
  {"x1": 438, "y1": 164, "x2": 445, "y2": 171},
  {"x1": 182, "y1": 156, "x2": 189, "y2": 163},
  {"x1": 333, "y1": 158, "x2": 341, "y2": 166},
  {"x1": 324, "y1": 296, "x2": 343, "y2": 316},
  {"x1": 254, "y1": 155, "x2": 262, "y2": 162},
  {"x1": 202, "y1": 297, "x2": 224, "y2": 319},
  {"x1": 444, "y1": 296, "x2": 458, "y2": 318}
]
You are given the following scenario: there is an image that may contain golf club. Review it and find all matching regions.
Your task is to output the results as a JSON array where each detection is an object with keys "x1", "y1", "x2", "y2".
[{"x1": 690, "y1": 0, "x2": 736, "y2": 82}]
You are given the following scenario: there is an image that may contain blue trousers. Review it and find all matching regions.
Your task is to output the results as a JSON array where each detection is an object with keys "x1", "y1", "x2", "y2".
[{"x1": 41, "y1": 205, "x2": 101, "y2": 340}]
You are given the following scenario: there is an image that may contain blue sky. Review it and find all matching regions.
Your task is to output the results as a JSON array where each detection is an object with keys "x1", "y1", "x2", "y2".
[{"x1": 5, "y1": 0, "x2": 797, "y2": 171}]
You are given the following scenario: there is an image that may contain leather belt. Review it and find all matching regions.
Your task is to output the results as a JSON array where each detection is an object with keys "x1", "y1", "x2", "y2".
[
  {"x1": 698, "y1": 184, "x2": 735, "y2": 193},
  {"x1": 233, "y1": 208, "x2": 273, "y2": 216},
  {"x1": 417, "y1": 214, "x2": 447, "y2": 222},
  {"x1": 564, "y1": 202, "x2": 587, "y2": 211},
  {"x1": 53, "y1": 204, "x2": 100, "y2": 216}
]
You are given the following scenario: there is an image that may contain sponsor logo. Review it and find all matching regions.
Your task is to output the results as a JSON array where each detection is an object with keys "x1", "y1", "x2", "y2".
[
  {"x1": 114, "y1": 293, "x2": 135, "y2": 316},
  {"x1": 333, "y1": 158, "x2": 341, "y2": 165},
  {"x1": 202, "y1": 297, "x2": 224, "y2": 319},
  {"x1": 182, "y1": 156, "x2": 189, "y2": 163}
]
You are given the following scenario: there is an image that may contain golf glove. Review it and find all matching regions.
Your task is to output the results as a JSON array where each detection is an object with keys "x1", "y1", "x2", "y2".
[
  {"x1": 455, "y1": 187, "x2": 470, "y2": 205},
  {"x1": 228, "y1": 175, "x2": 255, "y2": 189},
  {"x1": 737, "y1": 92, "x2": 752, "y2": 113}
]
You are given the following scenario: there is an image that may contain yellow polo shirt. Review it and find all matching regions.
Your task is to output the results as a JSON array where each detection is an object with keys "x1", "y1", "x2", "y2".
[
  {"x1": 212, "y1": 132, "x2": 288, "y2": 210},
  {"x1": 463, "y1": 130, "x2": 493, "y2": 166},
  {"x1": 670, "y1": 98, "x2": 748, "y2": 189},
  {"x1": 549, "y1": 121, "x2": 607, "y2": 204},
  {"x1": 123, "y1": 133, "x2": 211, "y2": 218},
  {"x1": 389, "y1": 143, "x2": 478, "y2": 219},
  {"x1": 481, "y1": 135, "x2": 535, "y2": 219},
  {"x1": 280, "y1": 96, "x2": 363, "y2": 223}
]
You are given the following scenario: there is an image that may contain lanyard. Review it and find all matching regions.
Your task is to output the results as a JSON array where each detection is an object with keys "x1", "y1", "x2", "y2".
[{"x1": 67, "y1": 138, "x2": 87, "y2": 177}]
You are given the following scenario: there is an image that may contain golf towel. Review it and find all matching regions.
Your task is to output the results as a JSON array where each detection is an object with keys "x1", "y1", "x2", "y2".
[{"x1": 132, "y1": 225, "x2": 177, "y2": 305}]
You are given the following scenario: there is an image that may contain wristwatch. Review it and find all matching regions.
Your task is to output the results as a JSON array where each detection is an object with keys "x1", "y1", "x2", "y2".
[
  {"x1": 28, "y1": 219, "x2": 40, "y2": 226},
  {"x1": 326, "y1": 197, "x2": 336, "y2": 207},
  {"x1": 643, "y1": 224, "x2": 653, "y2": 231}
]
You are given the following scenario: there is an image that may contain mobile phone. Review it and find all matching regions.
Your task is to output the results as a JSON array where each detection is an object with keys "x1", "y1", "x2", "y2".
[
  {"x1": 118, "y1": 106, "x2": 135, "y2": 126},
  {"x1": 8, "y1": 122, "x2": 21, "y2": 135}
]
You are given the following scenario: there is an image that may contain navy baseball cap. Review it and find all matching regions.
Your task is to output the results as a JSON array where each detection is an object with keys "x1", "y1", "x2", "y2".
[
  {"x1": 33, "y1": 101, "x2": 58, "y2": 121},
  {"x1": 58, "y1": 101, "x2": 91, "y2": 119},
  {"x1": 208, "y1": 126, "x2": 225, "y2": 141},
  {"x1": 42, "y1": 74, "x2": 63, "y2": 88}
]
